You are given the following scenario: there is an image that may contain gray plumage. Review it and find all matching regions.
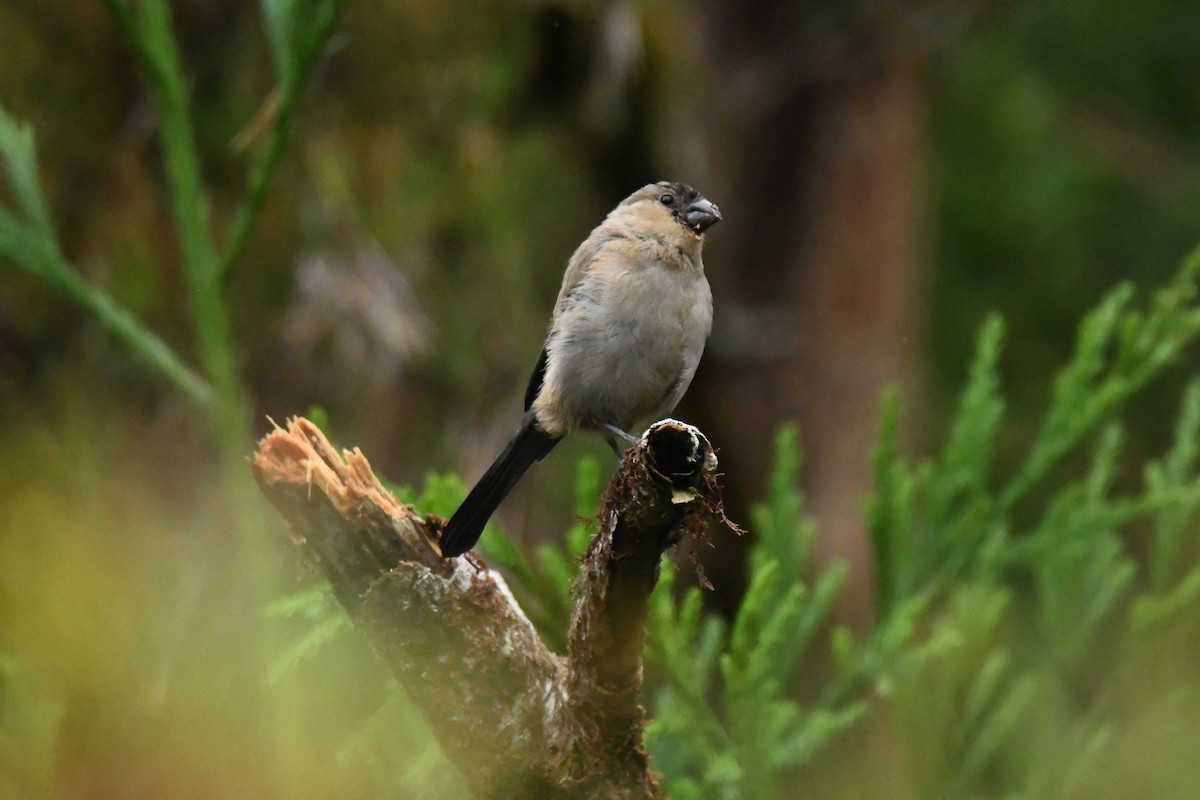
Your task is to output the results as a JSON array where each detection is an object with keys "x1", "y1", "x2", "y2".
[{"x1": 440, "y1": 181, "x2": 720, "y2": 558}]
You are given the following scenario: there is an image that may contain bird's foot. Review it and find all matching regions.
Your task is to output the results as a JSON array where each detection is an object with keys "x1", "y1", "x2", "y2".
[{"x1": 601, "y1": 423, "x2": 640, "y2": 448}]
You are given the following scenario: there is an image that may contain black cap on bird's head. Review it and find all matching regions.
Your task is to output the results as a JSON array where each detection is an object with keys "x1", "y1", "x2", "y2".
[{"x1": 653, "y1": 181, "x2": 722, "y2": 235}]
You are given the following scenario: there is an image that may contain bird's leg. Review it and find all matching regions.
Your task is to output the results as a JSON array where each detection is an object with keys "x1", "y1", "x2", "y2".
[
  {"x1": 605, "y1": 437, "x2": 623, "y2": 457},
  {"x1": 601, "y1": 423, "x2": 640, "y2": 446}
]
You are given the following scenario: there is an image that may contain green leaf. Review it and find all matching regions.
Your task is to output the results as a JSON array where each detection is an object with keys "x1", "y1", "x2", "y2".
[
  {"x1": 1131, "y1": 566, "x2": 1200, "y2": 634},
  {"x1": 868, "y1": 387, "x2": 918, "y2": 612},
  {"x1": 961, "y1": 676, "x2": 1036, "y2": 780},
  {"x1": 933, "y1": 313, "x2": 1006, "y2": 517},
  {"x1": 0, "y1": 206, "x2": 213, "y2": 404},
  {"x1": 260, "y1": 0, "x2": 299, "y2": 87},
  {"x1": 749, "y1": 424, "x2": 811, "y2": 578},
  {"x1": 268, "y1": 612, "x2": 349, "y2": 686},
  {"x1": 1148, "y1": 380, "x2": 1200, "y2": 589},
  {"x1": 566, "y1": 456, "x2": 602, "y2": 556},
  {"x1": 0, "y1": 107, "x2": 55, "y2": 239},
  {"x1": 774, "y1": 703, "x2": 867, "y2": 768},
  {"x1": 536, "y1": 543, "x2": 576, "y2": 603},
  {"x1": 1002, "y1": 283, "x2": 1134, "y2": 509}
]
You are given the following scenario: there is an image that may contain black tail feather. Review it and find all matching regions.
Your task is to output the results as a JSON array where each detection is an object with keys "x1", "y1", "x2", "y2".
[{"x1": 440, "y1": 418, "x2": 559, "y2": 557}]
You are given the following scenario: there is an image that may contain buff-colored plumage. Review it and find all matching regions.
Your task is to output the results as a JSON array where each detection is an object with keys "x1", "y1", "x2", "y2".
[
  {"x1": 534, "y1": 184, "x2": 714, "y2": 435},
  {"x1": 440, "y1": 181, "x2": 720, "y2": 558}
]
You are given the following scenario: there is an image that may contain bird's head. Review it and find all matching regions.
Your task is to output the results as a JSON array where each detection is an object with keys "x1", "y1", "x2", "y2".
[{"x1": 622, "y1": 181, "x2": 722, "y2": 238}]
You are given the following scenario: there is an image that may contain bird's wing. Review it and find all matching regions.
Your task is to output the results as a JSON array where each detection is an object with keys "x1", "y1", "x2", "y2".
[
  {"x1": 524, "y1": 346, "x2": 548, "y2": 411},
  {"x1": 554, "y1": 229, "x2": 608, "y2": 315}
]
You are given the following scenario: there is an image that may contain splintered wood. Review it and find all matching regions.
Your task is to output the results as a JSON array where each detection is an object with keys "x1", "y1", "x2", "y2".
[{"x1": 251, "y1": 416, "x2": 408, "y2": 519}]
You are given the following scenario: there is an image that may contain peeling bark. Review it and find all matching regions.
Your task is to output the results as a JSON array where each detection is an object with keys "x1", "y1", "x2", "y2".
[{"x1": 251, "y1": 417, "x2": 721, "y2": 799}]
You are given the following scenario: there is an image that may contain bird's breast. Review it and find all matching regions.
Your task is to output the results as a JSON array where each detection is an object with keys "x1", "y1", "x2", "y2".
[{"x1": 534, "y1": 254, "x2": 712, "y2": 435}]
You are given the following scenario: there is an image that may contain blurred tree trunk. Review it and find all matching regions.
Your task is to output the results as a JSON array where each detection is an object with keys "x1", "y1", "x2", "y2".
[{"x1": 683, "y1": 7, "x2": 929, "y2": 625}]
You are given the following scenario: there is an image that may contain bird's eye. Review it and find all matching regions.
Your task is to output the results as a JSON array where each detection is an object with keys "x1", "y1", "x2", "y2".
[{"x1": 660, "y1": 194, "x2": 674, "y2": 206}]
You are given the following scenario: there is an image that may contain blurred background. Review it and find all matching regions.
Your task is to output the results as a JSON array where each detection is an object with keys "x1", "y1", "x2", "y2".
[{"x1": 2, "y1": 0, "x2": 1200, "y2": 797}]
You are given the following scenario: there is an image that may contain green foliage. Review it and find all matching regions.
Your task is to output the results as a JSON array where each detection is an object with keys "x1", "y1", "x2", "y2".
[
  {"x1": 931, "y1": 2, "x2": 1200, "y2": 453},
  {"x1": 264, "y1": 586, "x2": 349, "y2": 687},
  {"x1": 873, "y1": 248, "x2": 1200, "y2": 613},
  {"x1": 261, "y1": 0, "x2": 346, "y2": 100},
  {"x1": 1, "y1": 0, "x2": 346, "y2": 450},
  {"x1": 867, "y1": 245, "x2": 1200, "y2": 797},
  {"x1": 0, "y1": 106, "x2": 212, "y2": 405},
  {"x1": 644, "y1": 429, "x2": 881, "y2": 800},
  {"x1": 890, "y1": 583, "x2": 1040, "y2": 798},
  {"x1": 525, "y1": 458, "x2": 602, "y2": 601},
  {"x1": 1146, "y1": 380, "x2": 1200, "y2": 590},
  {"x1": 644, "y1": 244, "x2": 1200, "y2": 798}
]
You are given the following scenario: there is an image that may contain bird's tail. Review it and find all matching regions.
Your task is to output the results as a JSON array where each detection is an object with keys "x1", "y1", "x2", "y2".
[{"x1": 439, "y1": 417, "x2": 559, "y2": 558}]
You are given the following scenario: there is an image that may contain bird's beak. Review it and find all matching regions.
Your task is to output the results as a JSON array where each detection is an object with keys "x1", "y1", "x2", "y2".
[{"x1": 683, "y1": 197, "x2": 722, "y2": 234}]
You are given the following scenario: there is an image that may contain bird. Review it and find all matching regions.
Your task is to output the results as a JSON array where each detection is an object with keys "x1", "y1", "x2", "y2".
[{"x1": 438, "y1": 181, "x2": 721, "y2": 558}]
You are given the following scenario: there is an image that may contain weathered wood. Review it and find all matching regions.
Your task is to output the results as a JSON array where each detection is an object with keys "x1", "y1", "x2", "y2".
[{"x1": 251, "y1": 417, "x2": 722, "y2": 799}]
